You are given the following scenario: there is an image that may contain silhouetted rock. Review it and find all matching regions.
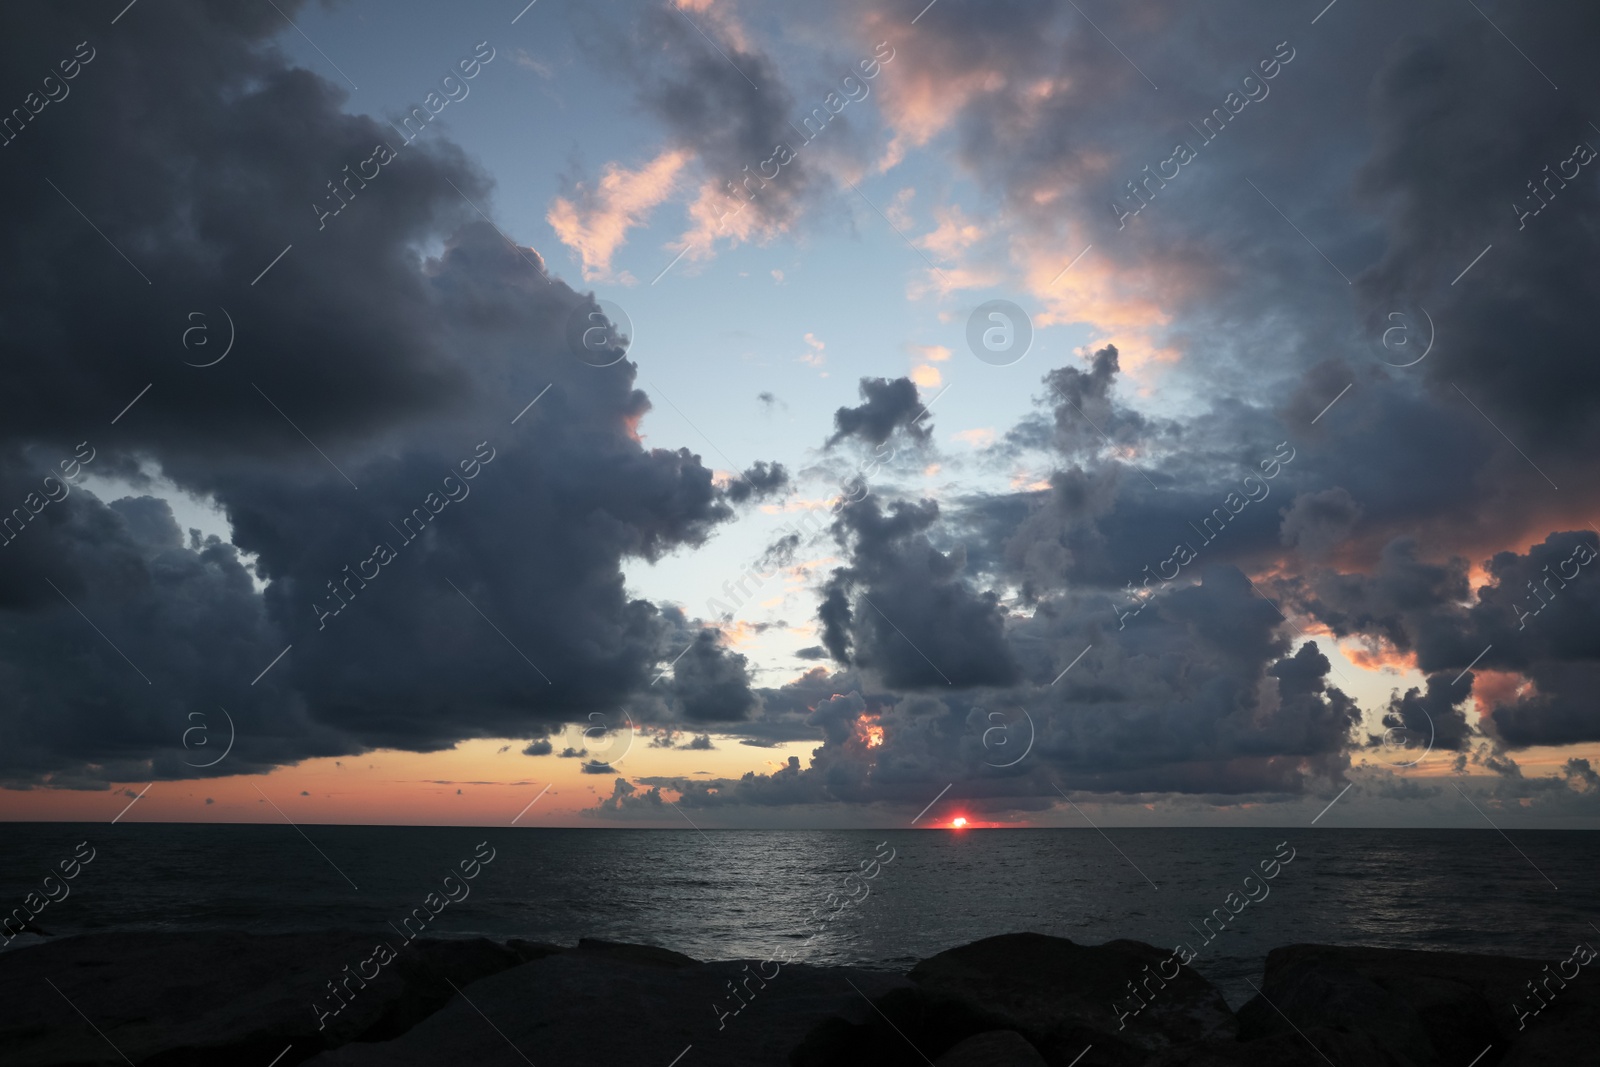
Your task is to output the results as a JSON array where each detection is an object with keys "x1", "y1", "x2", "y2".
[
  {"x1": 910, "y1": 932, "x2": 1235, "y2": 1056},
  {"x1": 791, "y1": 932, "x2": 1232, "y2": 1066},
  {"x1": 1236, "y1": 943, "x2": 1600, "y2": 1066},
  {"x1": 1144, "y1": 1029, "x2": 1406, "y2": 1066},
  {"x1": 575, "y1": 936, "x2": 698, "y2": 968},
  {"x1": 935, "y1": 1030, "x2": 1049, "y2": 1066},
  {"x1": 308, "y1": 952, "x2": 907, "y2": 1067},
  {"x1": 790, "y1": 983, "x2": 1010, "y2": 1067},
  {"x1": 504, "y1": 938, "x2": 564, "y2": 963},
  {"x1": 0, "y1": 931, "x2": 523, "y2": 1067},
  {"x1": 4, "y1": 931, "x2": 1598, "y2": 1066}
]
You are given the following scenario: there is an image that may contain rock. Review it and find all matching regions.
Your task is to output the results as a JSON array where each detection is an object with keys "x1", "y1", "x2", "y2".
[
  {"x1": 1503, "y1": 1020, "x2": 1600, "y2": 1066},
  {"x1": 935, "y1": 1030, "x2": 1050, "y2": 1066},
  {"x1": 908, "y1": 932, "x2": 1236, "y2": 1057},
  {"x1": 0, "y1": 931, "x2": 523, "y2": 1066},
  {"x1": 790, "y1": 984, "x2": 1014, "y2": 1067},
  {"x1": 792, "y1": 932, "x2": 1232, "y2": 1066},
  {"x1": 1499, "y1": 960, "x2": 1600, "y2": 1066},
  {"x1": 1236, "y1": 943, "x2": 1553, "y2": 1066},
  {"x1": 504, "y1": 938, "x2": 564, "y2": 964},
  {"x1": 306, "y1": 952, "x2": 908, "y2": 1067},
  {"x1": 1144, "y1": 1029, "x2": 1407, "y2": 1066},
  {"x1": 575, "y1": 937, "x2": 698, "y2": 968},
  {"x1": 5, "y1": 931, "x2": 1596, "y2": 1067}
]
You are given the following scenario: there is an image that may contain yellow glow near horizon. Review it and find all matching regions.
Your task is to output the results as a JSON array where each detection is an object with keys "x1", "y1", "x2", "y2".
[{"x1": 0, "y1": 732, "x2": 818, "y2": 826}]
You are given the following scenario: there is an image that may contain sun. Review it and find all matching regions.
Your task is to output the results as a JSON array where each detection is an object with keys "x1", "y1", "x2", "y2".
[{"x1": 951, "y1": 817, "x2": 968, "y2": 828}]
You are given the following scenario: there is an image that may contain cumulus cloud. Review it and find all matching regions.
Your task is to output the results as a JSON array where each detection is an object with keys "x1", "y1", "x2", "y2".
[
  {"x1": 818, "y1": 496, "x2": 1017, "y2": 688},
  {"x1": 0, "y1": 1, "x2": 763, "y2": 789},
  {"x1": 9, "y1": 0, "x2": 1600, "y2": 825},
  {"x1": 826, "y1": 377, "x2": 932, "y2": 449},
  {"x1": 1279, "y1": 488, "x2": 1363, "y2": 560}
]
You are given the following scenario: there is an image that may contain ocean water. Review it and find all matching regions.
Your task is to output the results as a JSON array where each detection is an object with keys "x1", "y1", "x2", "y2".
[{"x1": 2, "y1": 825, "x2": 1595, "y2": 1008}]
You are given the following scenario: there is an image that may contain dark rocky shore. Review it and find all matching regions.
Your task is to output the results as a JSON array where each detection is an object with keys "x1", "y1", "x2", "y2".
[{"x1": 0, "y1": 930, "x2": 1593, "y2": 1065}]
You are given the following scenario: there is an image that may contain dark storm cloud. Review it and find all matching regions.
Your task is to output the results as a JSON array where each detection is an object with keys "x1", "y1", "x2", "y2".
[
  {"x1": 654, "y1": 568, "x2": 1360, "y2": 815},
  {"x1": 825, "y1": 377, "x2": 932, "y2": 449},
  {"x1": 522, "y1": 739, "x2": 553, "y2": 756},
  {"x1": 11, "y1": 0, "x2": 1600, "y2": 816},
  {"x1": 723, "y1": 665, "x2": 876, "y2": 746},
  {"x1": 1284, "y1": 531, "x2": 1600, "y2": 748},
  {"x1": 834, "y1": 3, "x2": 1600, "y2": 537},
  {"x1": 1279, "y1": 487, "x2": 1363, "y2": 560},
  {"x1": 707, "y1": 349, "x2": 1381, "y2": 808},
  {"x1": 0, "y1": 494, "x2": 342, "y2": 787},
  {"x1": 860, "y1": 0, "x2": 1599, "y2": 501},
  {"x1": 1371, "y1": 672, "x2": 1473, "y2": 756},
  {"x1": 2, "y1": 3, "x2": 478, "y2": 459},
  {"x1": 661, "y1": 629, "x2": 758, "y2": 723},
  {"x1": 0, "y1": 1, "x2": 763, "y2": 787},
  {"x1": 819, "y1": 495, "x2": 1017, "y2": 688},
  {"x1": 1041, "y1": 345, "x2": 1160, "y2": 461},
  {"x1": 723, "y1": 460, "x2": 789, "y2": 504},
  {"x1": 1352, "y1": 9, "x2": 1600, "y2": 449},
  {"x1": 656, "y1": 0, "x2": 1592, "y2": 813}
]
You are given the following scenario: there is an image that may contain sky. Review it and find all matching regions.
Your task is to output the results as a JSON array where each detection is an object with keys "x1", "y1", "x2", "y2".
[{"x1": 0, "y1": 0, "x2": 1597, "y2": 828}]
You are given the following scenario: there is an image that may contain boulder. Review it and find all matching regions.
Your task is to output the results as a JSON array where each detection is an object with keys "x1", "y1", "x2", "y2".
[
  {"x1": 935, "y1": 1030, "x2": 1050, "y2": 1066},
  {"x1": 0, "y1": 931, "x2": 523, "y2": 1066},
  {"x1": 790, "y1": 984, "x2": 1022, "y2": 1067},
  {"x1": 1144, "y1": 1028, "x2": 1408, "y2": 1066},
  {"x1": 504, "y1": 938, "x2": 565, "y2": 964},
  {"x1": 307, "y1": 951, "x2": 908, "y2": 1067},
  {"x1": 792, "y1": 932, "x2": 1233, "y2": 1066},
  {"x1": 575, "y1": 937, "x2": 698, "y2": 968},
  {"x1": 908, "y1": 932, "x2": 1236, "y2": 1056},
  {"x1": 1236, "y1": 943, "x2": 1557, "y2": 1065}
]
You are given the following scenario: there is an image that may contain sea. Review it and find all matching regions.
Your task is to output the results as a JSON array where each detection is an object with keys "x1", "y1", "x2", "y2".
[{"x1": 2, "y1": 825, "x2": 1595, "y2": 1009}]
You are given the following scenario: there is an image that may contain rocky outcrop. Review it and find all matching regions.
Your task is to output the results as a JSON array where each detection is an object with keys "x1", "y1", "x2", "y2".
[
  {"x1": 3, "y1": 931, "x2": 1596, "y2": 1066},
  {"x1": 792, "y1": 932, "x2": 1234, "y2": 1066},
  {"x1": 305, "y1": 949, "x2": 908, "y2": 1066},
  {"x1": 1236, "y1": 943, "x2": 1600, "y2": 1067},
  {"x1": 792, "y1": 935, "x2": 1600, "y2": 1066},
  {"x1": 0, "y1": 930, "x2": 525, "y2": 1067},
  {"x1": 935, "y1": 1030, "x2": 1050, "y2": 1066}
]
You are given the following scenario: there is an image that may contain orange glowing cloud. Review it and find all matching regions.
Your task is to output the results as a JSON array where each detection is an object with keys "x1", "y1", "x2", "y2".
[
  {"x1": 672, "y1": 0, "x2": 754, "y2": 54},
  {"x1": 917, "y1": 204, "x2": 986, "y2": 260},
  {"x1": 1473, "y1": 669, "x2": 1536, "y2": 719},
  {"x1": 856, "y1": 15, "x2": 1007, "y2": 171},
  {"x1": 1017, "y1": 237, "x2": 1183, "y2": 378},
  {"x1": 546, "y1": 148, "x2": 691, "y2": 280},
  {"x1": 675, "y1": 179, "x2": 773, "y2": 259},
  {"x1": 1343, "y1": 636, "x2": 1417, "y2": 675},
  {"x1": 855, "y1": 712, "x2": 885, "y2": 748}
]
